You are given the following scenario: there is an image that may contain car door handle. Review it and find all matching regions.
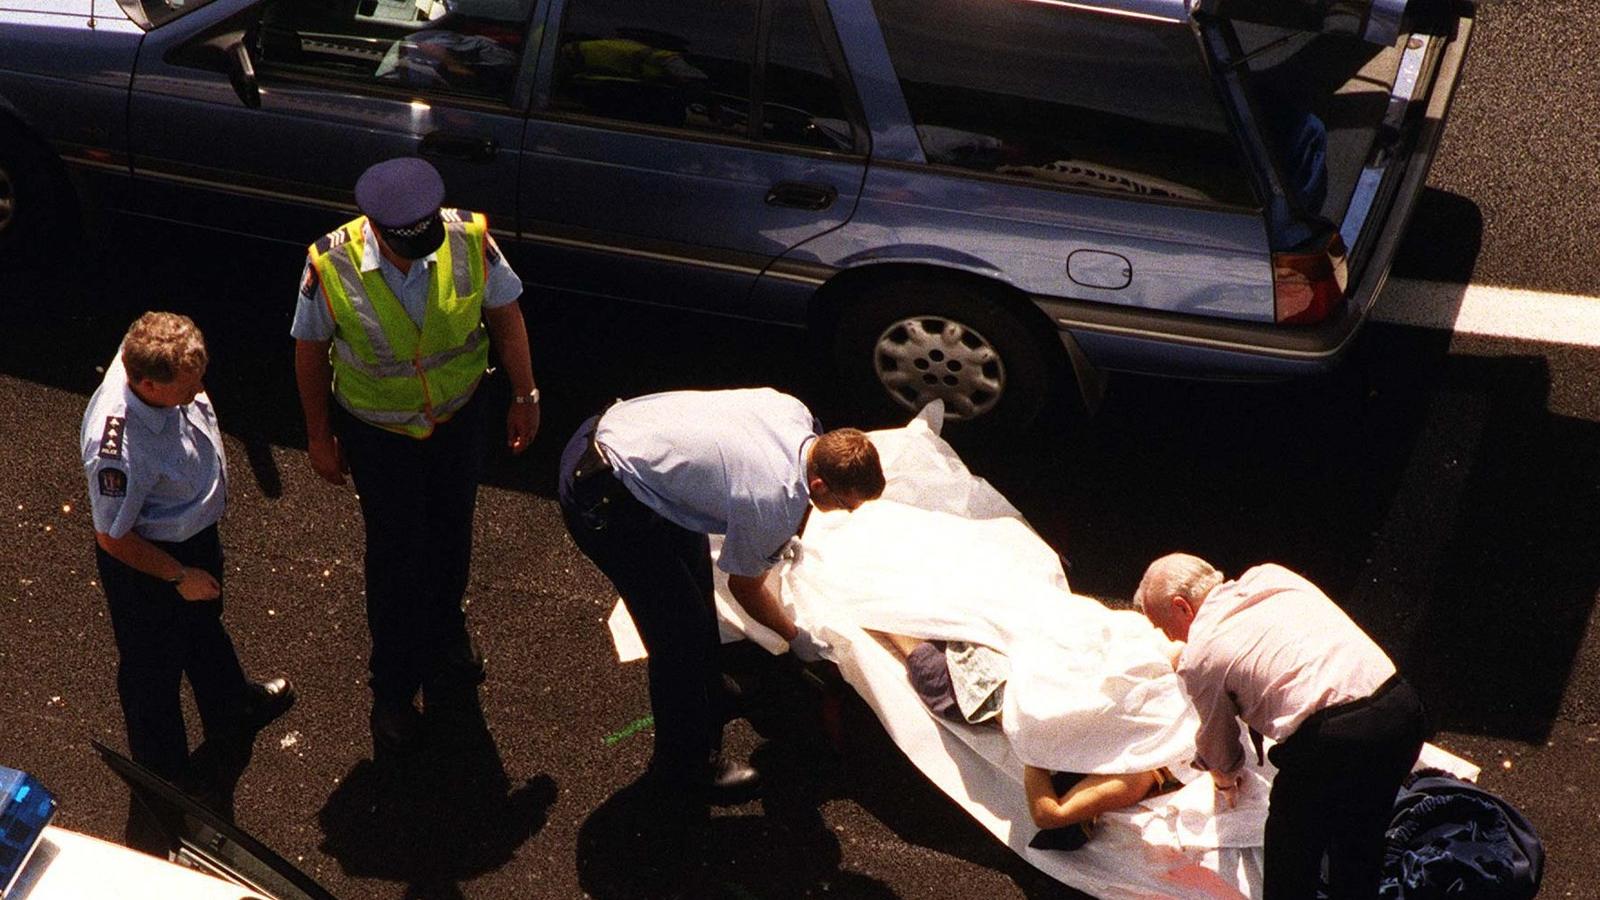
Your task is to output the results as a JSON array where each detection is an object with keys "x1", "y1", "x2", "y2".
[
  {"x1": 419, "y1": 132, "x2": 498, "y2": 163},
  {"x1": 765, "y1": 182, "x2": 836, "y2": 211}
]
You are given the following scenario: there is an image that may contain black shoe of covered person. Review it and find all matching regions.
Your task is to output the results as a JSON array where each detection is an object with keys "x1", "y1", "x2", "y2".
[
  {"x1": 1026, "y1": 819, "x2": 1093, "y2": 852},
  {"x1": 370, "y1": 698, "x2": 424, "y2": 755},
  {"x1": 239, "y1": 677, "x2": 297, "y2": 732}
]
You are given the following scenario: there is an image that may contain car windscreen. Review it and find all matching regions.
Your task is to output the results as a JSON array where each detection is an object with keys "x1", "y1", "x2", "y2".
[{"x1": 114, "y1": 0, "x2": 222, "y2": 30}]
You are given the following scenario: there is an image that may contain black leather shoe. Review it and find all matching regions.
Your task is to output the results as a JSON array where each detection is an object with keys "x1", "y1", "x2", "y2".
[
  {"x1": 694, "y1": 757, "x2": 762, "y2": 805},
  {"x1": 1026, "y1": 820, "x2": 1093, "y2": 852},
  {"x1": 240, "y1": 677, "x2": 296, "y2": 731},
  {"x1": 370, "y1": 699, "x2": 424, "y2": 754}
]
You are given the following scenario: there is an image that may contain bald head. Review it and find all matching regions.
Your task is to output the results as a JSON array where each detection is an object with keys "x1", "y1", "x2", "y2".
[{"x1": 1133, "y1": 553, "x2": 1224, "y2": 642}]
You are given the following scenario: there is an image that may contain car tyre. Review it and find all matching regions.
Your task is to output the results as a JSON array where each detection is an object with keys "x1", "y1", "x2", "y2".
[
  {"x1": 0, "y1": 129, "x2": 74, "y2": 269},
  {"x1": 832, "y1": 279, "x2": 1064, "y2": 431}
]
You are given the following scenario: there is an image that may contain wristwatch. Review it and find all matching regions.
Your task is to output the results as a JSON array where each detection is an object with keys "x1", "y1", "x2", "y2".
[
  {"x1": 511, "y1": 388, "x2": 541, "y2": 405},
  {"x1": 167, "y1": 566, "x2": 187, "y2": 584}
]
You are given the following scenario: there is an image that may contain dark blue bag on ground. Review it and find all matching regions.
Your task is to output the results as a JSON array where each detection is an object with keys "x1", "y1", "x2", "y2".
[{"x1": 1379, "y1": 769, "x2": 1543, "y2": 898}]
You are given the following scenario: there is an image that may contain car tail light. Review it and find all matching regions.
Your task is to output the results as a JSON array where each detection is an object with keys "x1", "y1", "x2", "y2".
[{"x1": 1273, "y1": 233, "x2": 1349, "y2": 324}]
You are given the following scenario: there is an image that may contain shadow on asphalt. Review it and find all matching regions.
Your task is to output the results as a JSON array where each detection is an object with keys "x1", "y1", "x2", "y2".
[{"x1": 316, "y1": 697, "x2": 556, "y2": 899}]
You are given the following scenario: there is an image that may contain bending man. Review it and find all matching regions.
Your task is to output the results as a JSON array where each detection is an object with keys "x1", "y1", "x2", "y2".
[
  {"x1": 1134, "y1": 554, "x2": 1426, "y2": 899},
  {"x1": 558, "y1": 388, "x2": 883, "y2": 803}
]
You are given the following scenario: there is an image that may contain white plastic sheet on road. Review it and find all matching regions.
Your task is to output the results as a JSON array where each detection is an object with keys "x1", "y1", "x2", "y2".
[{"x1": 605, "y1": 402, "x2": 1477, "y2": 898}]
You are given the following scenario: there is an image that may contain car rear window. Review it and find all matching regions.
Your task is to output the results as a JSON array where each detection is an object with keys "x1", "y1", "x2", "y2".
[{"x1": 871, "y1": 0, "x2": 1258, "y2": 207}]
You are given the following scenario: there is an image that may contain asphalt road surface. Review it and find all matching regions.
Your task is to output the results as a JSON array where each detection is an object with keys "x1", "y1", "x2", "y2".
[{"x1": 4, "y1": 1, "x2": 1598, "y2": 897}]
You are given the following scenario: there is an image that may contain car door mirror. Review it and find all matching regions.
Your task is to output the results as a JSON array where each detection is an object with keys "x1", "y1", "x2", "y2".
[{"x1": 228, "y1": 40, "x2": 261, "y2": 109}]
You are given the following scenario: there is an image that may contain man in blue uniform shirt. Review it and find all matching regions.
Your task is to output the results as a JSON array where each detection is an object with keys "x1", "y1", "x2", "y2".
[
  {"x1": 557, "y1": 388, "x2": 884, "y2": 802},
  {"x1": 81, "y1": 312, "x2": 295, "y2": 853}
]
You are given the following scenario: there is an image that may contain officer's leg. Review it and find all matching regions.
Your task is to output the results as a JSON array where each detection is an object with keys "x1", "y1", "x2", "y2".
[
  {"x1": 677, "y1": 524, "x2": 727, "y2": 757},
  {"x1": 169, "y1": 528, "x2": 255, "y2": 814},
  {"x1": 173, "y1": 527, "x2": 249, "y2": 738},
  {"x1": 336, "y1": 410, "x2": 431, "y2": 707},
  {"x1": 565, "y1": 498, "x2": 718, "y2": 782},
  {"x1": 419, "y1": 394, "x2": 488, "y2": 702},
  {"x1": 97, "y1": 545, "x2": 187, "y2": 855}
]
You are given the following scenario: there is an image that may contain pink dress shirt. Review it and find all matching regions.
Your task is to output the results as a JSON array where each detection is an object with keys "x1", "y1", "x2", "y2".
[{"x1": 1176, "y1": 564, "x2": 1397, "y2": 776}]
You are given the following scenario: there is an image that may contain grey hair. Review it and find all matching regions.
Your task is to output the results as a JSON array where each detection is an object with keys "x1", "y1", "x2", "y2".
[{"x1": 1134, "y1": 553, "x2": 1224, "y2": 621}]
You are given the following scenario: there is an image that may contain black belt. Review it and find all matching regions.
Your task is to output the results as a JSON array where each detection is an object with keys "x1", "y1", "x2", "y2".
[{"x1": 571, "y1": 433, "x2": 613, "y2": 485}]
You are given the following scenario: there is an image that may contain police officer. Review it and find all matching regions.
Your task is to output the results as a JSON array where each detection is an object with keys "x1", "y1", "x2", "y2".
[
  {"x1": 82, "y1": 312, "x2": 296, "y2": 851},
  {"x1": 557, "y1": 388, "x2": 884, "y2": 802},
  {"x1": 292, "y1": 157, "x2": 538, "y2": 753}
]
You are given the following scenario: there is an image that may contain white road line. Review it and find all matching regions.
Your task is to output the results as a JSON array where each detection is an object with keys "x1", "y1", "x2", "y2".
[{"x1": 1373, "y1": 278, "x2": 1600, "y2": 347}]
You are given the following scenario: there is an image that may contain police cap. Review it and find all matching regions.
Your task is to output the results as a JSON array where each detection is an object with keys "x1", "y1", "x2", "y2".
[{"x1": 355, "y1": 157, "x2": 446, "y2": 229}]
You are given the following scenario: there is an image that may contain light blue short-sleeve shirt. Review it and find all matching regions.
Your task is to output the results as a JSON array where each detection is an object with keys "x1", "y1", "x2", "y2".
[
  {"x1": 595, "y1": 388, "x2": 819, "y2": 578},
  {"x1": 289, "y1": 219, "x2": 523, "y2": 341},
  {"x1": 81, "y1": 351, "x2": 228, "y2": 542}
]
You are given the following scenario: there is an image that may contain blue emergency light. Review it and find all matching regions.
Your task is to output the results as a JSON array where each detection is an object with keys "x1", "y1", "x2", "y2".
[{"x1": 0, "y1": 765, "x2": 55, "y2": 898}]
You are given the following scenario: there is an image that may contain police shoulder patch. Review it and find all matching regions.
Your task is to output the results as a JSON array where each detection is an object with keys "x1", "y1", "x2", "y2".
[
  {"x1": 98, "y1": 415, "x2": 126, "y2": 459},
  {"x1": 299, "y1": 265, "x2": 319, "y2": 298},
  {"x1": 314, "y1": 227, "x2": 349, "y2": 255},
  {"x1": 98, "y1": 466, "x2": 128, "y2": 498}
]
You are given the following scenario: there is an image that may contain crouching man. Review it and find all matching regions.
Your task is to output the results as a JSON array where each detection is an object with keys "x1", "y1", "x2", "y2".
[{"x1": 1134, "y1": 554, "x2": 1426, "y2": 899}]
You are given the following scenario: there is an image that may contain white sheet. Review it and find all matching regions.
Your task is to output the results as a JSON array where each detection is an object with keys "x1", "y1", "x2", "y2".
[{"x1": 603, "y1": 402, "x2": 1477, "y2": 898}]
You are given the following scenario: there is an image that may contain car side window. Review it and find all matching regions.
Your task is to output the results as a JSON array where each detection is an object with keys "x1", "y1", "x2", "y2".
[
  {"x1": 871, "y1": 0, "x2": 1257, "y2": 207},
  {"x1": 253, "y1": 0, "x2": 536, "y2": 104},
  {"x1": 760, "y1": 0, "x2": 855, "y2": 152},
  {"x1": 549, "y1": 0, "x2": 756, "y2": 139}
]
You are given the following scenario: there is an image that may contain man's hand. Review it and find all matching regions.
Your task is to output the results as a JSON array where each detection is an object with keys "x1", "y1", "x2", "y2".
[
  {"x1": 1211, "y1": 771, "x2": 1243, "y2": 809},
  {"x1": 787, "y1": 629, "x2": 827, "y2": 662},
  {"x1": 506, "y1": 401, "x2": 539, "y2": 454},
  {"x1": 176, "y1": 567, "x2": 222, "y2": 602},
  {"x1": 308, "y1": 433, "x2": 347, "y2": 485}
]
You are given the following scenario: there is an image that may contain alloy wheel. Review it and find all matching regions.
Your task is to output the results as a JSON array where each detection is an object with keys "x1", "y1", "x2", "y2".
[{"x1": 872, "y1": 315, "x2": 1006, "y2": 420}]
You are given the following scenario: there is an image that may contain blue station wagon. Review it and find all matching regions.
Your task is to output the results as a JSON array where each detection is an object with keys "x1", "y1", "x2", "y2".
[{"x1": 0, "y1": 0, "x2": 1473, "y2": 428}]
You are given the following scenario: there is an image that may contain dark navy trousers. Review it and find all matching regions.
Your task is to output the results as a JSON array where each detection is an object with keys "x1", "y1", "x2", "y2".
[
  {"x1": 96, "y1": 523, "x2": 249, "y2": 781},
  {"x1": 558, "y1": 417, "x2": 724, "y2": 780},
  {"x1": 1264, "y1": 676, "x2": 1427, "y2": 899},
  {"x1": 333, "y1": 392, "x2": 487, "y2": 706}
]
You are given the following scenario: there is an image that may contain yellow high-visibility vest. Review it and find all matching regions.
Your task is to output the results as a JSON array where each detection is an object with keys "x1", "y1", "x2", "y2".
[{"x1": 309, "y1": 210, "x2": 489, "y2": 439}]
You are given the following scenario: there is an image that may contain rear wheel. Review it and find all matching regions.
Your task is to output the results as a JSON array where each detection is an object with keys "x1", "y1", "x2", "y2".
[{"x1": 832, "y1": 278, "x2": 1064, "y2": 431}]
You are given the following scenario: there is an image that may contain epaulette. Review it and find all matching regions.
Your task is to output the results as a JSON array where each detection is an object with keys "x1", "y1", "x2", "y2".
[
  {"x1": 313, "y1": 226, "x2": 351, "y2": 255},
  {"x1": 440, "y1": 208, "x2": 465, "y2": 224},
  {"x1": 98, "y1": 415, "x2": 126, "y2": 460}
]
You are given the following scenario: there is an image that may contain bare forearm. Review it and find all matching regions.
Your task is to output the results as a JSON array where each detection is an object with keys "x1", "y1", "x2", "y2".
[
  {"x1": 727, "y1": 573, "x2": 796, "y2": 641},
  {"x1": 484, "y1": 302, "x2": 535, "y2": 395},
  {"x1": 1023, "y1": 765, "x2": 1156, "y2": 829},
  {"x1": 294, "y1": 340, "x2": 335, "y2": 439},
  {"x1": 96, "y1": 530, "x2": 184, "y2": 581}
]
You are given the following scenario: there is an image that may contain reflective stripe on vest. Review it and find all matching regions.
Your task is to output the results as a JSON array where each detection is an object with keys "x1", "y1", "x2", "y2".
[{"x1": 310, "y1": 214, "x2": 489, "y2": 438}]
